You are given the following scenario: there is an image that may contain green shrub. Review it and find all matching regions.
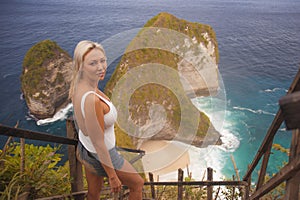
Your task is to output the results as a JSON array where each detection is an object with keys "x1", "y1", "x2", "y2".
[{"x1": 0, "y1": 142, "x2": 71, "y2": 199}]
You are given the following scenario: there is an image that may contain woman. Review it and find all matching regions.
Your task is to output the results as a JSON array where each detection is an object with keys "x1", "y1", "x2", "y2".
[{"x1": 69, "y1": 40, "x2": 144, "y2": 199}]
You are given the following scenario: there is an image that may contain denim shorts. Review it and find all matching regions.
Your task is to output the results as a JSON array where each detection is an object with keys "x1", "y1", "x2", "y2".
[{"x1": 76, "y1": 141, "x2": 125, "y2": 177}]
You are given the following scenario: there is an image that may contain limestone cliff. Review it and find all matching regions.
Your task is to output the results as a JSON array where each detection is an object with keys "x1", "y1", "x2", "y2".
[
  {"x1": 105, "y1": 12, "x2": 221, "y2": 148},
  {"x1": 20, "y1": 40, "x2": 72, "y2": 119}
]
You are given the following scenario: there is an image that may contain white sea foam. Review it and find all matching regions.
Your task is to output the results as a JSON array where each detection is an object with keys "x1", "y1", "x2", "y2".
[
  {"x1": 266, "y1": 102, "x2": 278, "y2": 106},
  {"x1": 36, "y1": 103, "x2": 73, "y2": 126},
  {"x1": 218, "y1": 128, "x2": 240, "y2": 152},
  {"x1": 261, "y1": 87, "x2": 288, "y2": 93},
  {"x1": 20, "y1": 93, "x2": 24, "y2": 100},
  {"x1": 26, "y1": 112, "x2": 36, "y2": 121},
  {"x1": 3, "y1": 73, "x2": 13, "y2": 78},
  {"x1": 159, "y1": 96, "x2": 240, "y2": 181},
  {"x1": 233, "y1": 106, "x2": 275, "y2": 116},
  {"x1": 192, "y1": 97, "x2": 240, "y2": 151},
  {"x1": 279, "y1": 127, "x2": 287, "y2": 132},
  {"x1": 160, "y1": 143, "x2": 226, "y2": 181}
]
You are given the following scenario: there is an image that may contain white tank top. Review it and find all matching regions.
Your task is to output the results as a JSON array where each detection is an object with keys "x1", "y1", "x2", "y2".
[{"x1": 78, "y1": 91, "x2": 117, "y2": 152}]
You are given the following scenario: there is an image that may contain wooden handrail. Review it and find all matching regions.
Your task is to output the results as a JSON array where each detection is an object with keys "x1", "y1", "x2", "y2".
[
  {"x1": 249, "y1": 155, "x2": 300, "y2": 200},
  {"x1": 243, "y1": 68, "x2": 300, "y2": 181},
  {"x1": 143, "y1": 180, "x2": 248, "y2": 186},
  {"x1": 243, "y1": 110, "x2": 283, "y2": 181},
  {"x1": 0, "y1": 123, "x2": 77, "y2": 145}
]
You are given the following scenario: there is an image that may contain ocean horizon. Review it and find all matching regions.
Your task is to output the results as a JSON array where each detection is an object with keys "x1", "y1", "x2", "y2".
[{"x1": 0, "y1": 0, "x2": 299, "y2": 181}]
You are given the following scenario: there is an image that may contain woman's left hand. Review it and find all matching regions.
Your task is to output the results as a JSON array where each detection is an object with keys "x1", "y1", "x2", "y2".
[{"x1": 109, "y1": 176, "x2": 122, "y2": 193}]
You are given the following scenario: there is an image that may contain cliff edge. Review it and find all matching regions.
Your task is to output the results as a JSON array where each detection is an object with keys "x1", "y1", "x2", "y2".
[{"x1": 105, "y1": 12, "x2": 221, "y2": 148}]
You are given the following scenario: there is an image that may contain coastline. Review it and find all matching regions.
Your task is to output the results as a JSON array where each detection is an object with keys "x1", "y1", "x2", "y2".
[
  {"x1": 139, "y1": 139, "x2": 228, "y2": 181},
  {"x1": 140, "y1": 140, "x2": 190, "y2": 181}
]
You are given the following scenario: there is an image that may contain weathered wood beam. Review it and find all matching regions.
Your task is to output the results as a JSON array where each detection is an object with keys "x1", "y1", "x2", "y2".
[
  {"x1": 249, "y1": 156, "x2": 300, "y2": 200},
  {"x1": 244, "y1": 68, "x2": 300, "y2": 182},
  {"x1": 66, "y1": 119, "x2": 84, "y2": 200},
  {"x1": 143, "y1": 180, "x2": 248, "y2": 186},
  {"x1": 279, "y1": 91, "x2": 300, "y2": 130},
  {"x1": 148, "y1": 173, "x2": 156, "y2": 199},
  {"x1": 256, "y1": 142, "x2": 272, "y2": 190},
  {"x1": 284, "y1": 129, "x2": 300, "y2": 200},
  {"x1": 207, "y1": 167, "x2": 213, "y2": 200},
  {"x1": 178, "y1": 168, "x2": 184, "y2": 200},
  {"x1": 243, "y1": 110, "x2": 284, "y2": 181},
  {"x1": 0, "y1": 124, "x2": 77, "y2": 145}
]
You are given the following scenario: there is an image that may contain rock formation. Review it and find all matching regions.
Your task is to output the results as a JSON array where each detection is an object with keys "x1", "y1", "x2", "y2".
[
  {"x1": 20, "y1": 40, "x2": 72, "y2": 119},
  {"x1": 105, "y1": 12, "x2": 222, "y2": 148}
]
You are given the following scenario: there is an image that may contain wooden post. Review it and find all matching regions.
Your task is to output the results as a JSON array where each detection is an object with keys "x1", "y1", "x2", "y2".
[
  {"x1": 244, "y1": 165, "x2": 251, "y2": 200},
  {"x1": 178, "y1": 168, "x2": 183, "y2": 200},
  {"x1": 20, "y1": 138, "x2": 25, "y2": 174},
  {"x1": 256, "y1": 142, "x2": 272, "y2": 191},
  {"x1": 230, "y1": 154, "x2": 240, "y2": 181},
  {"x1": 284, "y1": 129, "x2": 300, "y2": 200},
  {"x1": 66, "y1": 118, "x2": 84, "y2": 200},
  {"x1": 232, "y1": 175, "x2": 236, "y2": 200},
  {"x1": 207, "y1": 167, "x2": 213, "y2": 200},
  {"x1": 149, "y1": 173, "x2": 155, "y2": 199}
]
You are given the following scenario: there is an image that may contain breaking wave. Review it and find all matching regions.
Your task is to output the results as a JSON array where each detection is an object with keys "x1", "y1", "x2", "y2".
[
  {"x1": 36, "y1": 103, "x2": 73, "y2": 126},
  {"x1": 260, "y1": 87, "x2": 288, "y2": 93},
  {"x1": 233, "y1": 106, "x2": 275, "y2": 116}
]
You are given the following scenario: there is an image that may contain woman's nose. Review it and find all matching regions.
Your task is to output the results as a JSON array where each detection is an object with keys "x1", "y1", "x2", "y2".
[{"x1": 97, "y1": 63, "x2": 106, "y2": 70}]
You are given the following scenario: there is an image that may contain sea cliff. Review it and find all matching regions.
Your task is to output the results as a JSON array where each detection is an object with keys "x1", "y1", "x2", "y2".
[
  {"x1": 105, "y1": 12, "x2": 221, "y2": 148},
  {"x1": 20, "y1": 40, "x2": 72, "y2": 119}
]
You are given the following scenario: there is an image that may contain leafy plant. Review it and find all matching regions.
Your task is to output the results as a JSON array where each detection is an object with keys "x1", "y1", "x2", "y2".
[{"x1": 0, "y1": 142, "x2": 71, "y2": 199}]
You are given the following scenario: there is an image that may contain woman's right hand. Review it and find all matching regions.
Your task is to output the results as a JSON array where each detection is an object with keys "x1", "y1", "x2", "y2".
[{"x1": 109, "y1": 176, "x2": 122, "y2": 193}]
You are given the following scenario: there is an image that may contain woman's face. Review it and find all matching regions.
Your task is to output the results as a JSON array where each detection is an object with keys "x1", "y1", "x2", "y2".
[{"x1": 82, "y1": 48, "x2": 107, "y2": 82}]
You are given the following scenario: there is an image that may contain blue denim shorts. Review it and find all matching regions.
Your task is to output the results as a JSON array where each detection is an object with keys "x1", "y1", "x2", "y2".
[{"x1": 76, "y1": 141, "x2": 125, "y2": 177}]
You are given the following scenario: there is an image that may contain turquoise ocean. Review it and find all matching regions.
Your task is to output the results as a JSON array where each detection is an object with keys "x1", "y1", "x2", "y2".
[{"x1": 0, "y1": 0, "x2": 300, "y2": 181}]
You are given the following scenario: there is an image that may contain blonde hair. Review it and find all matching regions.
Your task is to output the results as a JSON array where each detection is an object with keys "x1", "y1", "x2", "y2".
[{"x1": 68, "y1": 40, "x2": 106, "y2": 99}]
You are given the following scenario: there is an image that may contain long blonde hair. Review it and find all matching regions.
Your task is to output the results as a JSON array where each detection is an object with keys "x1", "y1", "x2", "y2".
[{"x1": 68, "y1": 40, "x2": 106, "y2": 99}]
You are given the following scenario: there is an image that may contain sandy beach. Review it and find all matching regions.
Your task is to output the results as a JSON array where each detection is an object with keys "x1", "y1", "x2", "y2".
[{"x1": 140, "y1": 140, "x2": 190, "y2": 181}]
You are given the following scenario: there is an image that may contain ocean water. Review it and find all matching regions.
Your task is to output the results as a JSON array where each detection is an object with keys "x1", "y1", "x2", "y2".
[{"x1": 0, "y1": 0, "x2": 300, "y2": 181}]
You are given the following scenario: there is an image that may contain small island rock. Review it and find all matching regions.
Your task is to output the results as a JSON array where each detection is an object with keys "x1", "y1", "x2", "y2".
[{"x1": 20, "y1": 40, "x2": 72, "y2": 119}]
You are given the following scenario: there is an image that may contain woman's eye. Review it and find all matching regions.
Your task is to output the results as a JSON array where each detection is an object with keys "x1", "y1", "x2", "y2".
[
  {"x1": 100, "y1": 59, "x2": 106, "y2": 64},
  {"x1": 90, "y1": 61, "x2": 97, "y2": 66}
]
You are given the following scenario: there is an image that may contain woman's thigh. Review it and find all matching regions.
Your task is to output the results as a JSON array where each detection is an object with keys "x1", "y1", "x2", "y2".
[
  {"x1": 116, "y1": 160, "x2": 144, "y2": 188},
  {"x1": 85, "y1": 167, "x2": 104, "y2": 193}
]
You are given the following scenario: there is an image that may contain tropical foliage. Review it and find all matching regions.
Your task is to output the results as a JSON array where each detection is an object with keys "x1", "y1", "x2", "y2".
[{"x1": 0, "y1": 142, "x2": 71, "y2": 199}]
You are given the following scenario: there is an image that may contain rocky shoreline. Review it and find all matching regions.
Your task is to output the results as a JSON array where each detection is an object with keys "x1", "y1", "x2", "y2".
[{"x1": 20, "y1": 40, "x2": 72, "y2": 119}]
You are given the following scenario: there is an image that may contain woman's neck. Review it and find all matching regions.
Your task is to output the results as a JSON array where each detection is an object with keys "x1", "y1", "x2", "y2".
[{"x1": 80, "y1": 78, "x2": 98, "y2": 89}]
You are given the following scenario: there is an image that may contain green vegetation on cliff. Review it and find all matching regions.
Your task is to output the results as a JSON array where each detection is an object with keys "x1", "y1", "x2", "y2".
[
  {"x1": 105, "y1": 12, "x2": 219, "y2": 147},
  {"x1": 20, "y1": 39, "x2": 69, "y2": 101},
  {"x1": 144, "y1": 12, "x2": 219, "y2": 63}
]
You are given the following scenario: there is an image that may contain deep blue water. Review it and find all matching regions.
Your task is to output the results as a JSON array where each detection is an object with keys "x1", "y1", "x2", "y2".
[{"x1": 0, "y1": 0, "x2": 299, "y2": 180}]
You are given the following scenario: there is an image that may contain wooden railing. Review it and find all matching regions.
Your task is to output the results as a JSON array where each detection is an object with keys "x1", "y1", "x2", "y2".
[
  {"x1": 145, "y1": 168, "x2": 248, "y2": 200},
  {"x1": 243, "y1": 68, "x2": 300, "y2": 200},
  {"x1": 0, "y1": 119, "x2": 249, "y2": 200}
]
